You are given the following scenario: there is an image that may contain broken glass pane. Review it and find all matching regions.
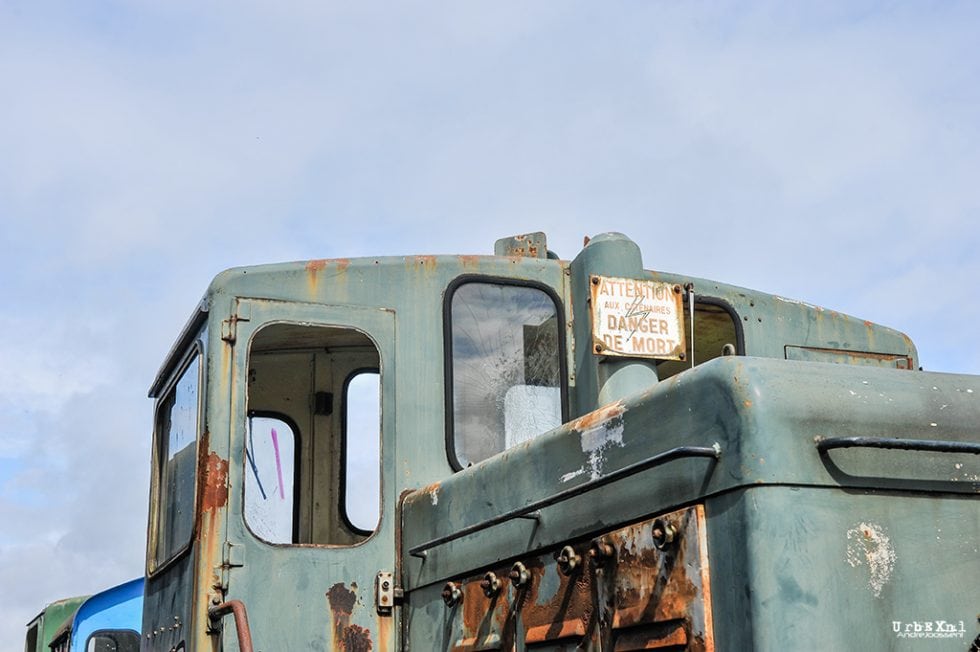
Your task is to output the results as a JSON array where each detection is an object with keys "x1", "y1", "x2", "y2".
[{"x1": 451, "y1": 283, "x2": 561, "y2": 467}]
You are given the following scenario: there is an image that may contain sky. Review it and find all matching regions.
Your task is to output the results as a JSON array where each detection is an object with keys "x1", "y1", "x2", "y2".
[{"x1": 2, "y1": 0, "x2": 979, "y2": 645}]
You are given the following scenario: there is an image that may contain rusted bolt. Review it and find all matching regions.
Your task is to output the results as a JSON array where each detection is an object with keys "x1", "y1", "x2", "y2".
[
  {"x1": 589, "y1": 538, "x2": 616, "y2": 565},
  {"x1": 481, "y1": 572, "x2": 501, "y2": 598},
  {"x1": 652, "y1": 519, "x2": 676, "y2": 550},
  {"x1": 556, "y1": 545, "x2": 582, "y2": 575},
  {"x1": 594, "y1": 343, "x2": 604, "y2": 353},
  {"x1": 678, "y1": 352, "x2": 686, "y2": 361},
  {"x1": 673, "y1": 284, "x2": 682, "y2": 294},
  {"x1": 441, "y1": 581, "x2": 462, "y2": 607},
  {"x1": 509, "y1": 561, "x2": 531, "y2": 588},
  {"x1": 591, "y1": 276, "x2": 600, "y2": 285}
]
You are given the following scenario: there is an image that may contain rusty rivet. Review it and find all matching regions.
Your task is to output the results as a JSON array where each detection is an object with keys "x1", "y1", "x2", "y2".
[
  {"x1": 652, "y1": 519, "x2": 676, "y2": 550},
  {"x1": 481, "y1": 572, "x2": 501, "y2": 598},
  {"x1": 673, "y1": 284, "x2": 682, "y2": 294},
  {"x1": 678, "y1": 352, "x2": 686, "y2": 360},
  {"x1": 441, "y1": 581, "x2": 462, "y2": 608},
  {"x1": 509, "y1": 561, "x2": 531, "y2": 588},
  {"x1": 591, "y1": 276, "x2": 600, "y2": 285},
  {"x1": 556, "y1": 545, "x2": 582, "y2": 575},
  {"x1": 594, "y1": 343, "x2": 604, "y2": 353},
  {"x1": 589, "y1": 538, "x2": 616, "y2": 565}
]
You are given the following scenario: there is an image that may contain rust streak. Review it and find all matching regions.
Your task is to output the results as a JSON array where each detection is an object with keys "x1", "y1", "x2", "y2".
[
  {"x1": 571, "y1": 400, "x2": 627, "y2": 432},
  {"x1": 521, "y1": 555, "x2": 595, "y2": 646},
  {"x1": 306, "y1": 259, "x2": 327, "y2": 294},
  {"x1": 376, "y1": 613, "x2": 391, "y2": 651},
  {"x1": 419, "y1": 481, "x2": 441, "y2": 494},
  {"x1": 201, "y1": 451, "x2": 229, "y2": 510},
  {"x1": 328, "y1": 583, "x2": 373, "y2": 651},
  {"x1": 307, "y1": 259, "x2": 328, "y2": 273}
]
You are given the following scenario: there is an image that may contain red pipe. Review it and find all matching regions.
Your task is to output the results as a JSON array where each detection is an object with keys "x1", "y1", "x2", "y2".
[{"x1": 209, "y1": 600, "x2": 254, "y2": 652}]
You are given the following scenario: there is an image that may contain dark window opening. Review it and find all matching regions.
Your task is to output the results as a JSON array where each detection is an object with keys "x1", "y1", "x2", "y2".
[
  {"x1": 655, "y1": 298, "x2": 741, "y2": 380},
  {"x1": 86, "y1": 630, "x2": 140, "y2": 652}
]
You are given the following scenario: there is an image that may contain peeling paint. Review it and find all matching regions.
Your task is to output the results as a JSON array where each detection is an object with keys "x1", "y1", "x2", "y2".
[
  {"x1": 846, "y1": 522, "x2": 896, "y2": 598},
  {"x1": 327, "y1": 583, "x2": 374, "y2": 651},
  {"x1": 201, "y1": 452, "x2": 229, "y2": 510},
  {"x1": 580, "y1": 418, "x2": 626, "y2": 480},
  {"x1": 560, "y1": 402, "x2": 629, "y2": 482}
]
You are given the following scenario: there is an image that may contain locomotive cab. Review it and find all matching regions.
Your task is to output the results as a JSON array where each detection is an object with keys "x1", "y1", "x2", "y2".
[{"x1": 142, "y1": 232, "x2": 976, "y2": 651}]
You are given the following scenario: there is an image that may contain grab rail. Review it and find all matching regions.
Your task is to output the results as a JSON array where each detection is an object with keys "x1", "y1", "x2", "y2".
[
  {"x1": 816, "y1": 436, "x2": 980, "y2": 455},
  {"x1": 209, "y1": 600, "x2": 254, "y2": 652}
]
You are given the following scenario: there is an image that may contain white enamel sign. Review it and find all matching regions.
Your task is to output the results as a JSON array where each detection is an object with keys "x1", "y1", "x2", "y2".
[{"x1": 590, "y1": 275, "x2": 686, "y2": 360}]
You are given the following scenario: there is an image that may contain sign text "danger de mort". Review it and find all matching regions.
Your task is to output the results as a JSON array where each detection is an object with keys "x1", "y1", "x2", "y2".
[{"x1": 590, "y1": 276, "x2": 686, "y2": 360}]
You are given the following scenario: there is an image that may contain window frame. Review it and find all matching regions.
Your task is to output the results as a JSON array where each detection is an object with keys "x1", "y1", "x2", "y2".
[
  {"x1": 339, "y1": 367, "x2": 382, "y2": 536},
  {"x1": 240, "y1": 319, "x2": 386, "y2": 548},
  {"x1": 147, "y1": 342, "x2": 204, "y2": 576},
  {"x1": 443, "y1": 275, "x2": 569, "y2": 471},
  {"x1": 84, "y1": 629, "x2": 141, "y2": 652}
]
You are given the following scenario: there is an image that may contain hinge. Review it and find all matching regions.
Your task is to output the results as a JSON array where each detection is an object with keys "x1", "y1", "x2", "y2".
[
  {"x1": 220, "y1": 303, "x2": 251, "y2": 343},
  {"x1": 375, "y1": 571, "x2": 403, "y2": 615},
  {"x1": 223, "y1": 541, "x2": 245, "y2": 568},
  {"x1": 215, "y1": 541, "x2": 246, "y2": 594}
]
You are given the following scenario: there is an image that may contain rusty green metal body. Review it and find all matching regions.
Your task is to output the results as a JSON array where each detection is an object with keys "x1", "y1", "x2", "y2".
[
  {"x1": 24, "y1": 595, "x2": 87, "y2": 652},
  {"x1": 141, "y1": 232, "x2": 978, "y2": 651}
]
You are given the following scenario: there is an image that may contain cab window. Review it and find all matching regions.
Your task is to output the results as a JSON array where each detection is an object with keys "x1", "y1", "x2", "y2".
[
  {"x1": 244, "y1": 323, "x2": 381, "y2": 545},
  {"x1": 86, "y1": 630, "x2": 140, "y2": 652},
  {"x1": 150, "y1": 352, "x2": 200, "y2": 570},
  {"x1": 447, "y1": 280, "x2": 565, "y2": 469}
]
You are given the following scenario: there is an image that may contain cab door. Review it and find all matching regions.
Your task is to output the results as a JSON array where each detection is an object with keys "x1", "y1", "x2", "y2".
[{"x1": 219, "y1": 298, "x2": 396, "y2": 651}]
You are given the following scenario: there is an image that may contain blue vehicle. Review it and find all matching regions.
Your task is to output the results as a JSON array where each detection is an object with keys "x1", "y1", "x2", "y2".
[{"x1": 61, "y1": 578, "x2": 143, "y2": 652}]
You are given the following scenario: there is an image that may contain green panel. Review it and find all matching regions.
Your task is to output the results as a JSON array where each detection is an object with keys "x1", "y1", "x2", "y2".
[
  {"x1": 403, "y1": 356, "x2": 979, "y2": 588},
  {"x1": 30, "y1": 596, "x2": 87, "y2": 652},
  {"x1": 707, "y1": 486, "x2": 979, "y2": 651}
]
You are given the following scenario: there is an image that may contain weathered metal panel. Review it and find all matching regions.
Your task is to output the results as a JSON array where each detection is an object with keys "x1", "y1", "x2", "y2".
[
  {"x1": 402, "y1": 356, "x2": 979, "y2": 589},
  {"x1": 706, "y1": 486, "x2": 979, "y2": 651},
  {"x1": 406, "y1": 506, "x2": 714, "y2": 651},
  {"x1": 785, "y1": 345, "x2": 912, "y2": 368}
]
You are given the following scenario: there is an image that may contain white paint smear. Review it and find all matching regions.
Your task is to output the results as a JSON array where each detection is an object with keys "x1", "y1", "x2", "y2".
[
  {"x1": 846, "y1": 522, "x2": 896, "y2": 598},
  {"x1": 561, "y1": 413, "x2": 627, "y2": 482}
]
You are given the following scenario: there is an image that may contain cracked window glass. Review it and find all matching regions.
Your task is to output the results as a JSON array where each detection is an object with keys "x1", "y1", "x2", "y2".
[
  {"x1": 244, "y1": 415, "x2": 295, "y2": 544},
  {"x1": 450, "y1": 282, "x2": 562, "y2": 467}
]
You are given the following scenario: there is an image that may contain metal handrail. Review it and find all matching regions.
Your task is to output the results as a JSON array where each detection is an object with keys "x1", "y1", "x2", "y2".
[
  {"x1": 816, "y1": 436, "x2": 980, "y2": 455},
  {"x1": 209, "y1": 600, "x2": 254, "y2": 652},
  {"x1": 408, "y1": 444, "x2": 721, "y2": 558}
]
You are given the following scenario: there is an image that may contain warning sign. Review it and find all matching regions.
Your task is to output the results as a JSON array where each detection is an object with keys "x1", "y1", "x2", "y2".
[{"x1": 590, "y1": 275, "x2": 686, "y2": 359}]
